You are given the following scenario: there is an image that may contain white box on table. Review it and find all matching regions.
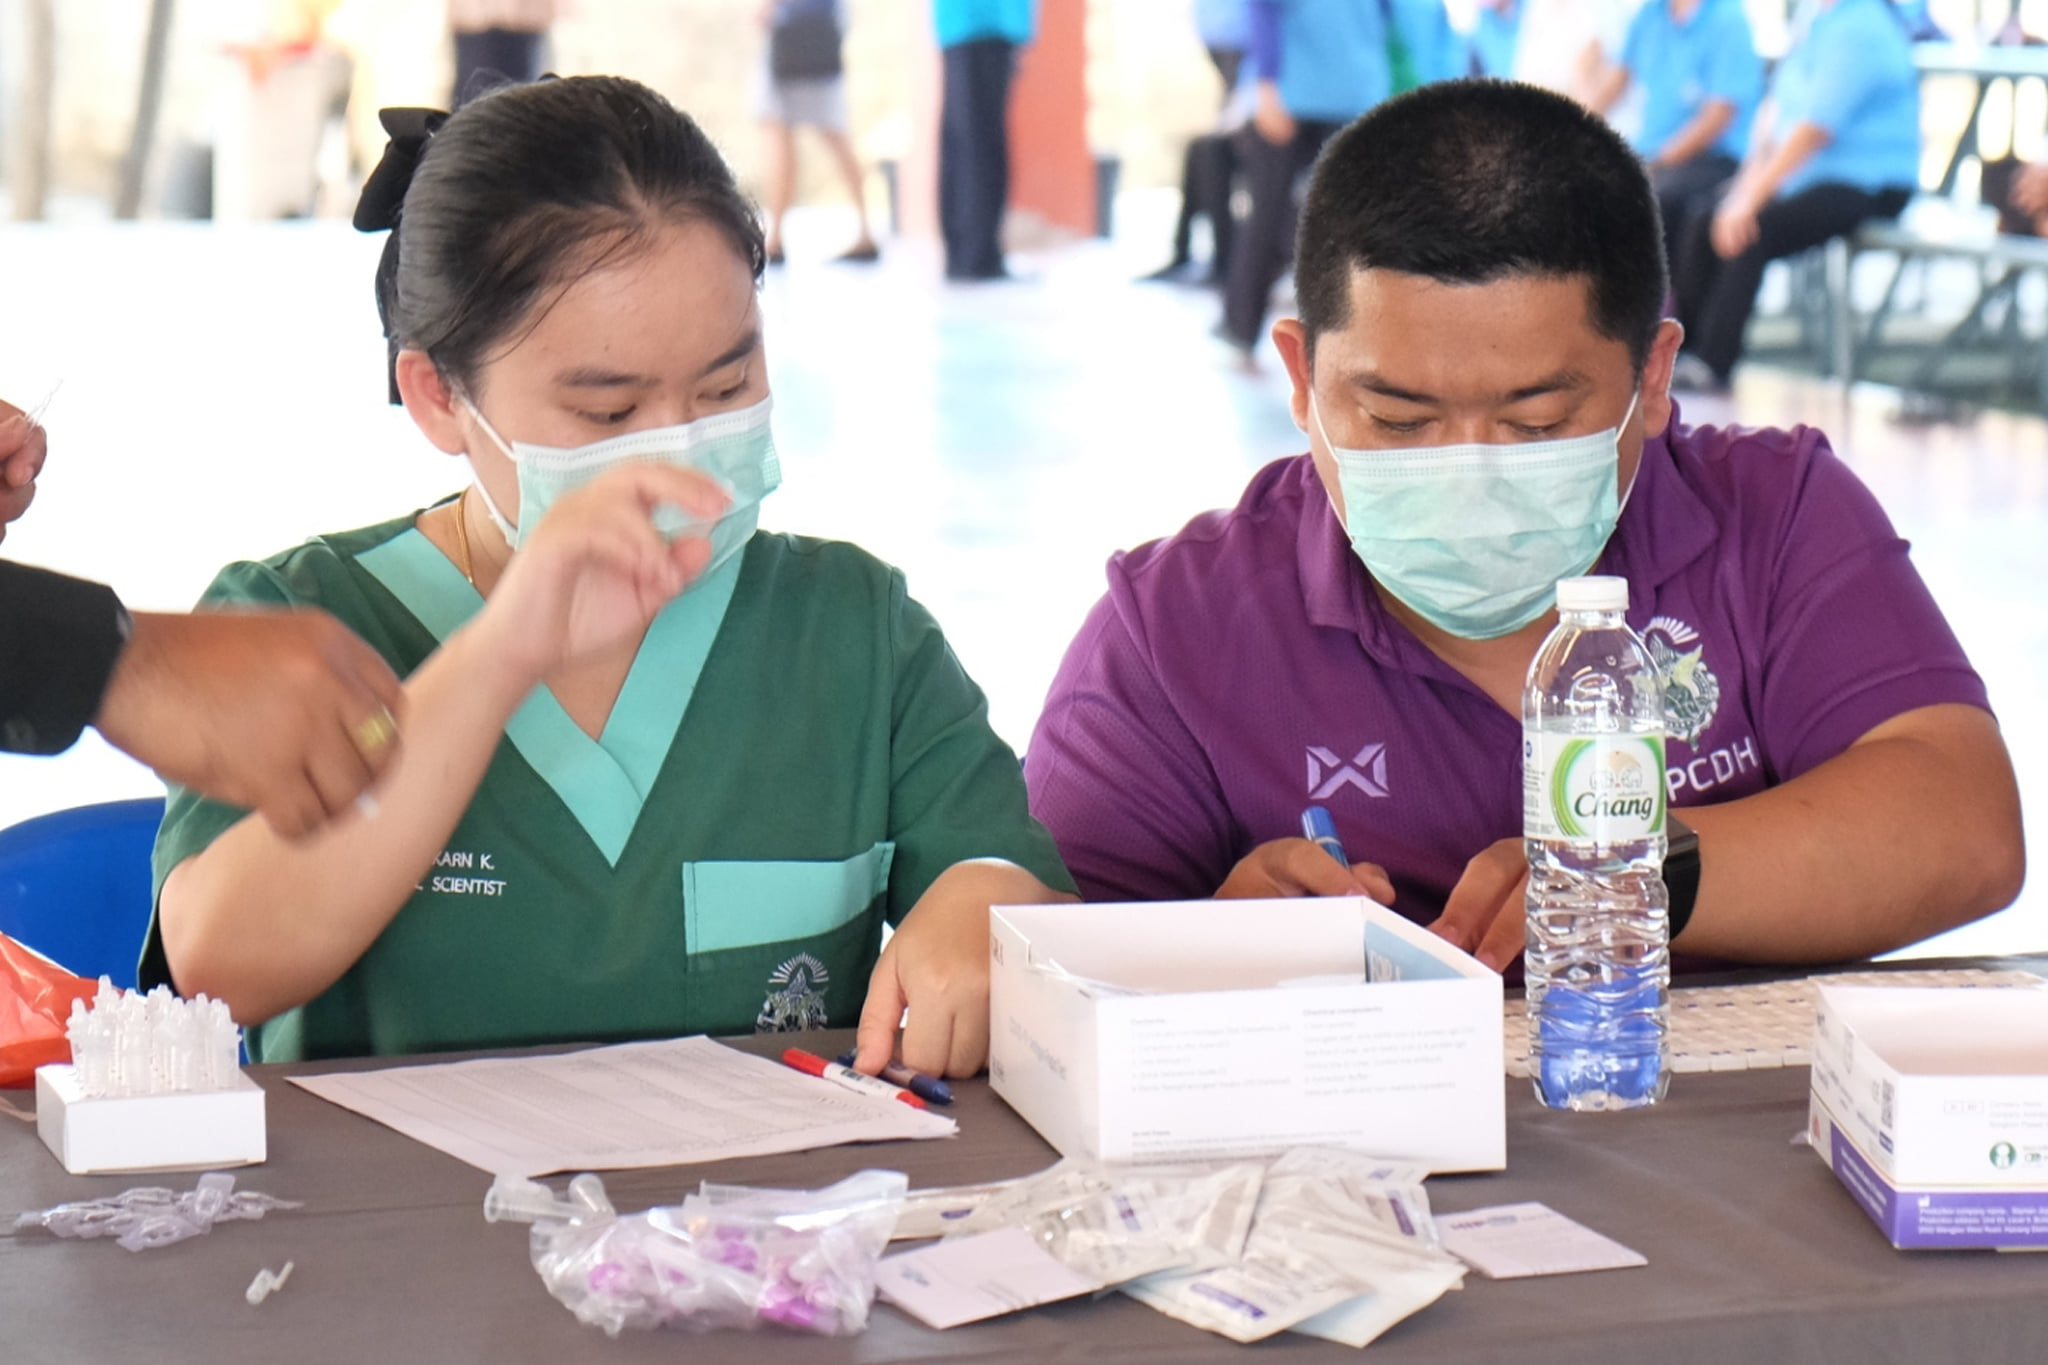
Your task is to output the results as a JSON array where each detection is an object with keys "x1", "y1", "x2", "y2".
[
  {"x1": 1805, "y1": 983, "x2": 2048, "y2": 1250},
  {"x1": 987, "y1": 897, "x2": 1505, "y2": 1173},
  {"x1": 36, "y1": 1064, "x2": 266, "y2": 1174},
  {"x1": 1809, "y1": 984, "x2": 2048, "y2": 1186}
]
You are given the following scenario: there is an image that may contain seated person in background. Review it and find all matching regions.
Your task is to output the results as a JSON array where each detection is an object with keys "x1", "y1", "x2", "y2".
[
  {"x1": 1669, "y1": 0, "x2": 1919, "y2": 393},
  {"x1": 1025, "y1": 80, "x2": 2023, "y2": 975},
  {"x1": 1587, "y1": 0, "x2": 1763, "y2": 278},
  {"x1": 146, "y1": 76, "x2": 1073, "y2": 1073}
]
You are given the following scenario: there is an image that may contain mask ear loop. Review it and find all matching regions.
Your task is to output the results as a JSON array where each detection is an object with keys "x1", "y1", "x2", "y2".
[
  {"x1": 1613, "y1": 386, "x2": 1645, "y2": 515},
  {"x1": 454, "y1": 390, "x2": 519, "y2": 547}
]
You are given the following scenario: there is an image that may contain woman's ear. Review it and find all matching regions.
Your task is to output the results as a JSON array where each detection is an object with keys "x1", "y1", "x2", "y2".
[{"x1": 395, "y1": 349, "x2": 468, "y2": 454}]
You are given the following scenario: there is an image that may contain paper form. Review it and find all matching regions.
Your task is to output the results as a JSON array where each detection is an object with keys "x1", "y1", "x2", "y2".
[{"x1": 288, "y1": 1036, "x2": 956, "y2": 1176}]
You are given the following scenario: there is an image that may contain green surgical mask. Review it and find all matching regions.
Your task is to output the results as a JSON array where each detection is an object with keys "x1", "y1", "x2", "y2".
[
  {"x1": 464, "y1": 395, "x2": 780, "y2": 582},
  {"x1": 1315, "y1": 390, "x2": 1637, "y2": 640}
]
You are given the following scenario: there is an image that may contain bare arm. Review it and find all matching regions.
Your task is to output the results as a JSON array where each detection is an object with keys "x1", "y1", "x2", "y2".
[
  {"x1": 1433, "y1": 704, "x2": 2025, "y2": 971},
  {"x1": 158, "y1": 463, "x2": 727, "y2": 1023},
  {"x1": 1713, "y1": 119, "x2": 1831, "y2": 258}
]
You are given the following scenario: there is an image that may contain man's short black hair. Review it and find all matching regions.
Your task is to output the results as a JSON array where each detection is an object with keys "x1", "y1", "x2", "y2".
[{"x1": 1295, "y1": 79, "x2": 1666, "y2": 371}]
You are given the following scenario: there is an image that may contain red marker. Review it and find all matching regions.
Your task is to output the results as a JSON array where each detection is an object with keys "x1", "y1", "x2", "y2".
[{"x1": 781, "y1": 1047, "x2": 929, "y2": 1109}]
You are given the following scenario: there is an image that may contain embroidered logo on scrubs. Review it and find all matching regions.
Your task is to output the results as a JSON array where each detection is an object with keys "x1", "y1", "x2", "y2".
[
  {"x1": 1306, "y1": 744, "x2": 1389, "y2": 799},
  {"x1": 756, "y1": 953, "x2": 830, "y2": 1033},
  {"x1": 1643, "y1": 616, "x2": 1721, "y2": 749}
]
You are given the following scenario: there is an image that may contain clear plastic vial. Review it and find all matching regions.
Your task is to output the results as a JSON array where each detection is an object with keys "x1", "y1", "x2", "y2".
[{"x1": 1522, "y1": 575, "x2": 1670, "y2": 1110}]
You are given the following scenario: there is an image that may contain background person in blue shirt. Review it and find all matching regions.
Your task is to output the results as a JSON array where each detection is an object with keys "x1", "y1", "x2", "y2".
[
  {"x1": 1670, "y1": 0, "x2": 1920, "y2": 391},
  {"x1": 1589, "y1": 0, "x2": 1763, "y2": 281},
  {"x1": 1221, "y1": 0, "x2": 1395, "y2": 362},
  {"x1": 935, "y1": 0, "x2": 1036, "y2": 281}
]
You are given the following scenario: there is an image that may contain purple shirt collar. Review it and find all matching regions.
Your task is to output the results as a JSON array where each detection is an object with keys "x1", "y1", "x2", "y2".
[{"x1": 1297, "y1": 402, "x2": 1720, "y2": 655}]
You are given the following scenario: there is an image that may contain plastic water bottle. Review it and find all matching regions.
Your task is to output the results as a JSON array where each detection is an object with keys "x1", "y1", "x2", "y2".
[{"x1": 1522, "y1": 575, "x2": 1670, "y2": 1111}]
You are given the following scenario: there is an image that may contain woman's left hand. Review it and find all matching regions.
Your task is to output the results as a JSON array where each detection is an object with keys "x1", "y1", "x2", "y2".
[
  {"x1": 853, "y1": 860, "x2": 1074, "y2": 1079},
  {"x1": 477, "y1": 462, "x2": 728, "y2": 683}
]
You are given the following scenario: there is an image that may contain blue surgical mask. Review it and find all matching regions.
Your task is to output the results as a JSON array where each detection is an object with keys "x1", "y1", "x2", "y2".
[
  {"x1": 1314, "y1": 390, "x2": 1638, "y2": 640},
  {"x1": 463, "y1": 395, "x2": 780, "y2": 582}
]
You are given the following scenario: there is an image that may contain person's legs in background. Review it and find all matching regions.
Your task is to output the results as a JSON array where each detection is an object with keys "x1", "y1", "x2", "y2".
[
  {"x1": 816, "y1": 125, "x2": 880, "y2": 260},
  {"x1": 940, "y1": 37, "x2": 1017, "y2": 280},
  {"x1": 1220, "y1": 120, "x2": 1334, "y2": 357},
  {"x1": 452, "y1": 27, "x2": 543, "y2": 107},
  {"x1": 760, "y1": 117, "x2": 795, "y2": 265},
  {"x1": 1651, "y1": 154, "x2": 1737, "y2": 286},
  {"x1": 1678, "y1": 182, "x2": 1911, "y2": 387}
]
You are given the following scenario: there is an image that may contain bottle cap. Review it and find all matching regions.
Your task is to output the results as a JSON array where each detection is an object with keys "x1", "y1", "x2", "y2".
[{"x1": 1555, "y1": 575, "x2": 1628, "y2": 613}]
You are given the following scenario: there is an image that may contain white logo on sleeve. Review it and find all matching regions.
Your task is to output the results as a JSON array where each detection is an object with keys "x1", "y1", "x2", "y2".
[{"x1": 1306, "y1": 743, "x2": 1390, "y2": 799}]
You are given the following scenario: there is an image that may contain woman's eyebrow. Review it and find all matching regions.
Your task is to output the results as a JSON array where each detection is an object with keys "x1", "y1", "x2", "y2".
[{"x1": 694, "y1": 328, "x2": 762, "y2": 381}]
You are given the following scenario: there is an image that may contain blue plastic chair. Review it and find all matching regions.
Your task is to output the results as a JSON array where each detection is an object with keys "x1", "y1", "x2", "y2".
[{"x1": 0, "y1": 797, "x2": 165, "y2": 990}]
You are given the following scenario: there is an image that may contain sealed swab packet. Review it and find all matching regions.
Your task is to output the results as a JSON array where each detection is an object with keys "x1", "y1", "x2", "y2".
[
  {"x1": 942, "y1": 1157, "x2": 1265, "y2": 1284},
  {"x1": 1122, "y1": 1148, "x2": 1463, "y2": 1345},
  {"x1": 486, "y1": 1169, "x2": 906, "y2": 1337},
  {"x1": 9, "y1": 1172, "x2": 300, "y2": 1253}
]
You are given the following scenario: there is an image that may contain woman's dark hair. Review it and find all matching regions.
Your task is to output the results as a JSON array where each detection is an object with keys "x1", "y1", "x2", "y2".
[
  {"x1": 355, "y1": 76, "x2": 765, "y2": 401},
  {"x1": 1295, "y1": 79, "x2": 1666, "y2": 372}
]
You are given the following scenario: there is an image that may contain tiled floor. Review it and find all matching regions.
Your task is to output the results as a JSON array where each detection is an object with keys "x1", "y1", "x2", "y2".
[{"x1": 0, "y1": 200, "x2": 2039, "y2": 957}]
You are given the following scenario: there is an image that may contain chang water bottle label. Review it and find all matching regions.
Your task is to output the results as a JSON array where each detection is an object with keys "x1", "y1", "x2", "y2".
[{"x1": 1524, "y1": 734, "x2": 1667, "y2": 841}]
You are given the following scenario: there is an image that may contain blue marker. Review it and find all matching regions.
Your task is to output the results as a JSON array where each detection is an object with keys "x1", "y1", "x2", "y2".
[
  {"x1": 835, "y1": 1052, "x2": 954, "y2": 1106},
  {"x1": 1301, "y1": 805, "x2": 1349, "y2": 866}
]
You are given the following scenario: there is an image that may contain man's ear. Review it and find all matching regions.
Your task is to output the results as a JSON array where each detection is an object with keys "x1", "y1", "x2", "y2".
[
  {"x1": 395, "y1": 349, "x2": 468, "y2": 455},
  {"x1": 1272, "y1": 317, "x2": 1315, "y2": 434},
  {"x1": 1642, "y1": 318, "x2": 1684, "y2": 438}
]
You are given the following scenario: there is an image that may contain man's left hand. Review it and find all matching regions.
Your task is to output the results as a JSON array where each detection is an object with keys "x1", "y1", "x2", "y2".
[{"x1": 1427, "y1": 836, "x2": 1528, "y2": 972}]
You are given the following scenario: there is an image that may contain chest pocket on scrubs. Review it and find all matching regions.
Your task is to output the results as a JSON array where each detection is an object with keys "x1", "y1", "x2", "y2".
[{"x1": 682, "y1": 841, "x2": 896, "y2": 961}]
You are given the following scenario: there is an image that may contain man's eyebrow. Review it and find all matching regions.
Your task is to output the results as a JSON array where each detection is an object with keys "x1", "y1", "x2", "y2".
[
  {"x1": 1349, "y1": 372, "x2": 1438, "y2": 405},
  {"x1": 1344, "y1": 369, "x2": 1593, "y2": 405}
]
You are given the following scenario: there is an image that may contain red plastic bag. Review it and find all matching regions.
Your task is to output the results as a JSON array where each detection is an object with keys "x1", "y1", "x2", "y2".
[{"x1": 1, "y1": 932, "x2": 98, "y2": 1087}]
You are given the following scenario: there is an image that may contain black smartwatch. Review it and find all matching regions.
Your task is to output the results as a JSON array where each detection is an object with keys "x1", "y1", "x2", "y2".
[{"x1": 1664, "y1": 811, "x2": 1701, "y2": 941}]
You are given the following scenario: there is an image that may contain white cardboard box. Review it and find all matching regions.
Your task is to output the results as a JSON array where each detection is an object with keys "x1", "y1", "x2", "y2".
[
  {"x1": 987, "y1": 897, "x2": 1505, "y2": 1173},
  {"x1": 36, "y1": 1064, "x2": 267, "y2": 1174},
  {"x1": 1809, "y1": 984, "x2": 2048, "y2": 1189},
  {"x1": 1807, "y1": 1084, "x2": 2048, "y2": 1249}
]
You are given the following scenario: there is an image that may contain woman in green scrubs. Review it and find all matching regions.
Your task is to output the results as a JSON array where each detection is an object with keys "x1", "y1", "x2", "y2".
[{"x1": 146, "y1": 76, "x2": 1075, "y2": 1076}]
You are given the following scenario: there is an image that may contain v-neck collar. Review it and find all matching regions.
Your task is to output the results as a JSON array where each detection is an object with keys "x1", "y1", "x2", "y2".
[{"x1": 356, "y1": 523, "x2": 744, "y2": 866}]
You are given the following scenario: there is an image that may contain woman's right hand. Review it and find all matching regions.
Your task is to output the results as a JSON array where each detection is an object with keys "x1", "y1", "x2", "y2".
[{"x1": 476, "y1": 462, "x2": 729, "y2": 681}]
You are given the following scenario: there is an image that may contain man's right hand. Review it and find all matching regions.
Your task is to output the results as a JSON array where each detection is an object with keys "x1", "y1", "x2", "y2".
[
  {"x1": 1217, "y1": 838, "x2": 1396, "y2": 903},
  {"x1": 93, "y1": 610, "x2": 408, "y2": 839},
  {"x1": 0, "y1": 401, "x2": 49, "y2": 545}
]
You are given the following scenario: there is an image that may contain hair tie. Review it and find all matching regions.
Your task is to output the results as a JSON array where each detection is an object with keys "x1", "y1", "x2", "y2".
[
  {"x1": 352, "y1": 106, "x2": 449, "y2": 233},
  {"x1": 356, "y1": 107, "x2": 447, "y2": 404}
]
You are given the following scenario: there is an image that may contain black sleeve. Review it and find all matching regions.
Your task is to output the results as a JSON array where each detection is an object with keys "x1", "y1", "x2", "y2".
[{"x1": 0, "y1": 561, "x2": 132, "y2": 755}]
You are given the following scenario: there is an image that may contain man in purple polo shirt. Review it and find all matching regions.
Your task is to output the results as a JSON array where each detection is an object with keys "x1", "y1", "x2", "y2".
[{"x1": 1026, "y1": 80, "x2": 2024, "y2": 974}]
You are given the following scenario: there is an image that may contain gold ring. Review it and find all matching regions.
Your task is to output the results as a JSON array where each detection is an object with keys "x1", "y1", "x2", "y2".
[{"x1": 351, "y1": 707, "x2": 398, "y2": 756}]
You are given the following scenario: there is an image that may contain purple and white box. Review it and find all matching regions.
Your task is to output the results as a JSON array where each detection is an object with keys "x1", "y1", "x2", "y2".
[{"x1": 1806, "y1": 983, "x2": 2048, "y2": 1250}]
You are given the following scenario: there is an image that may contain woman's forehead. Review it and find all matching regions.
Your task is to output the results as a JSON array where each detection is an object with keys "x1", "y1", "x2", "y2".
[{"x1": 495, "y1": 219, "x2": 760, "y2": 378}]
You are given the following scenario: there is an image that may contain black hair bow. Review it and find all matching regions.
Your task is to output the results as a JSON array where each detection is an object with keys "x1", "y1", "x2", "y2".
[{"x1": 353, "y1": 106, "x2": 449, "y2": 233}]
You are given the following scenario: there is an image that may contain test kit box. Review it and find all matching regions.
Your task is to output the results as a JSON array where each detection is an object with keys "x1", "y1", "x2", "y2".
[
  {"x1": 36, "y1": 1065, "x2": 267, "y2": 1175},
  {"x1": 1806, "y1": 984, "x2": 2048, "y2": 1249},
  {"x1": 987, "y1": 897, "x2": 1505, "y2": 1174}
]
